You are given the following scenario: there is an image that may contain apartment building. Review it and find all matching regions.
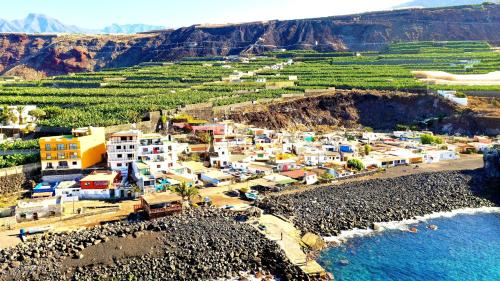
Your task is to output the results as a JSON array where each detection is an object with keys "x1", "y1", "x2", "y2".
[
  {"x1": 107, "y1": 130, "x2": 140, "y2": 175},
  {"x1": 39, "y1": 127, "x2": 106, "y2": 171},
  {"x1": 137, "y1": 134, "x2": 177, "y2": 174}
]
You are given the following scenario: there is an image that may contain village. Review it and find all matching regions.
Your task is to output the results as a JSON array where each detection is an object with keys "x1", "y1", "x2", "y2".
[{"x1": 0, "y1": 109, "x2": 496, "y2": 238}]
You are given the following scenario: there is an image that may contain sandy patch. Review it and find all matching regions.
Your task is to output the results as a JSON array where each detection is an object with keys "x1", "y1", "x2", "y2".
[{"x1": 413, "y1": 71, "x2": 500, "y2": 86}]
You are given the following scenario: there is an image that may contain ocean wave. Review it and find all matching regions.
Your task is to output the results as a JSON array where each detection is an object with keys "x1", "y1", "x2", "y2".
[{"x1": 324, "y1": 206, "x2": 500, "y2": 244}]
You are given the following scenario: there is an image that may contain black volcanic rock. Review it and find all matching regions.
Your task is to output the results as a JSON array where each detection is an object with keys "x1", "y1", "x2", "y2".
[{"x1": 258, "y1": 170, "x2": 497, "y2": 237}]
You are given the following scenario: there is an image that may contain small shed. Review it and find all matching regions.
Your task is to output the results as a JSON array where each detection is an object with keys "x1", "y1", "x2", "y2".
[{"x1": 136, "y1": 192, "x2": 183, "y2": 219}]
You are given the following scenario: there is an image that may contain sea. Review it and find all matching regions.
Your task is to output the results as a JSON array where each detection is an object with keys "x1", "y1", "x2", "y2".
[{"x1": 317, "y1": 208, "x2": 500, "y2": 281}]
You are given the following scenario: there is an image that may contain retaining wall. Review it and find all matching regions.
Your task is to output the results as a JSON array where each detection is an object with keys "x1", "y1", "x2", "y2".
[{"x1": 0, "y1": 163, "x2": 40, "y2": 196}]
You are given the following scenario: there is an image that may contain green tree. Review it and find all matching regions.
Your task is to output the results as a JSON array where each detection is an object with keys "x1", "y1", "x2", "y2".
[
  {"x1": 29, "y1": 108, "x2": 47, "y2": 121},
  {"x1": 319, "y1": 172, "x2": 335, "y2": 183},
  {"x1": 420, "y1": 134, "x2": 434, "y2": 144},
  {"x1": 189, "y1": 153, "x2": 201, "y2": 162},
  {"x1": 43, "y1": 106, "x2": 64, "y2": 119},
  {"x1": 421, "y1": 134, "x2": 443, "y2": 145},
  {"x1": 395, "y1": 124, "x2": 409, "y2": 131},
  {"x1": 16, "y1": 105, "x2": 25, "y2": 124},
  {"x1": 347, "y1": 159, "x2": 365, "y2": 171},
  {"x1": 364, "y1": 144, "x2": 372, "y2": 155},
  {"x1": 196, "y1": 131, "x2": 212, "y2": 144},
  {"x1": 171, "y1": 183, "x2": 199, "y2": 205},
  {"x1": 0, "y1": 106, "x2": 17, "y2": 125}
]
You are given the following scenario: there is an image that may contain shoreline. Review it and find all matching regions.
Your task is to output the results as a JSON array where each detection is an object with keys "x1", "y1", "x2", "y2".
[
  {"x1": 323, "y1": 206, "x2": 500, "y2": 244},
  {"x1": 258, "y1": 169, "x2": 498, "y2": 239}
]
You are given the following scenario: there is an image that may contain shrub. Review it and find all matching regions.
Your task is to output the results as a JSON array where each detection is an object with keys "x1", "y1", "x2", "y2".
[
  {"x1": 421, "y1": 134, "x2": 444, "y2": 145},
  {"x1": 347, "y1": 159, "x2": 365, "y2": 171},
  {"x1": 364, "y1": 144, "x2": 372, "y2": 155}
]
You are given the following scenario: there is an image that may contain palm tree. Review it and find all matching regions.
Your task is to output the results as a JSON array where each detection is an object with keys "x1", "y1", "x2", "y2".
[
  {"x1": 16, "y1": 105, "x2": 25, "y2": 125},
  {"x1": 130, "y1": 183, "x2": 142, "y2": 198},
  {"x1": 171, "y1": 182, "x2": 199, "y2": 206},
  {"x1": 0, "y1": 105, "x2": 11, "y2": 125}
]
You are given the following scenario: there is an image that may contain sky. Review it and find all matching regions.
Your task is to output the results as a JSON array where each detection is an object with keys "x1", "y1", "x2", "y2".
[{"x1": 2, "y1": 0, "x2": 410, "y2": 29}]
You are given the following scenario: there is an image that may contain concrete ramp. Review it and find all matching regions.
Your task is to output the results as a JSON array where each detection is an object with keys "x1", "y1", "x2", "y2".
[{"x1": 254, "y1": 214, "x2": 327, "y2": 278}]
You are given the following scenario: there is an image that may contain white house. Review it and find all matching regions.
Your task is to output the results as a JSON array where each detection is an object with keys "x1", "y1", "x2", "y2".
[
  {"x1": 54, "y1": 181, "x2": 80, "y2": 202},
  {"x1": 424, "y1": 150, "x2": 459, "y2": 163},
  {"x1": 16, "y1": 197, "x2": 62, "y2": 222},
  {"x1": 210, "y1": 142, "x2": 230, "y2": 168},
  {"x1": 274, "y1": 158, "x2": 298, "y2": 172},
  {"x1": 200, "y1": 170, "x2": 234, "y2": 187},
  {"x1": 437, "y1": 90, "x2": 468, "y2": 106}
]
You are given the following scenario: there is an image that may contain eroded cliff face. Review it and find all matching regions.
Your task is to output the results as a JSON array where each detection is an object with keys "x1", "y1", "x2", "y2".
[
  {"x1": 0, "y1": 4, "x2": 499, "y2": 77},
  {"x1": 228, "y1": 91, "x2": 500, "y2": 136}
]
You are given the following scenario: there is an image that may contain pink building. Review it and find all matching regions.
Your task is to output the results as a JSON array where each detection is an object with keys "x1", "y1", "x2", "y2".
[{"x1": 192, "y1": 124, "x2": 227, "y2": 136}]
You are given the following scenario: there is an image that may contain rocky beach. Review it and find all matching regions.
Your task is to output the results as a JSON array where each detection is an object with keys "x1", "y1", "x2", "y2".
[
  {"x1": 0, "y1": 209, "x2": 306, "y2": 281},
  {"x1": 0, "y1": 170, "x2": 498, "y2": 281},
  {"x1": 258, "y1": 170, "x2": 498, "y2": 237}
]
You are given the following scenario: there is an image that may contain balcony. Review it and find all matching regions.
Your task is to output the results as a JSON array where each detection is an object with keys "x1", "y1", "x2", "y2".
[
  {"x1": 108, "y1": 148, "x2": 136, "y2": 153},
  {"x1": 109, "y1": 157, "x2": 135, "y2": 161},
  {"x1": 108, "y1": 139, "x2": 137, "y2": 145}
]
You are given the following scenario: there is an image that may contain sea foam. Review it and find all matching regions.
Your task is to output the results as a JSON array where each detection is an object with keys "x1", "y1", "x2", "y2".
[{"x1": 324, "y1": 206, "x2": 500, "y2": 244}]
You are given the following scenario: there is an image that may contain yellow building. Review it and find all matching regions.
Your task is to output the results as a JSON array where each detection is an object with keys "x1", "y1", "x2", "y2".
[{"x1": 39, "y1": 127, "x2": 106, "y2": 171}]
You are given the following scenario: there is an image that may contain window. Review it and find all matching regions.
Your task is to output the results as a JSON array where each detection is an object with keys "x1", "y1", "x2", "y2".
[
  {"x1": 46, "y1": 153, "x2": 52, "y2": 160},
  {"x1": 117, "y1": 163, "x2": 123, "y2": 167},
  {"x1": 57, "y1": 144, "x2": 66, "y2": 150},
  {"x1": 130, "y1": 145, "x2": 135, "y2": 149},
  {"x1": 157, "y1": 165, "x2": 161, "y2": 168},
  {"x1": 72, "y1": 161, "x2": 77, "y2": 166},
  {"x1": 69, "y1": 143, "x2": 78, "y2": 150},
  {"x1": 117, "y1": 154, "x2": 123, "y2": 158},
  {"x1": 117, "y1": 145, "x2": 122, "y2": 150},
  {"x1": 58, "y1": 153, "x2": 65, "y2": 159},
  {"x1": 45, "y1": 144, "x2": 52, "y2": 151}
]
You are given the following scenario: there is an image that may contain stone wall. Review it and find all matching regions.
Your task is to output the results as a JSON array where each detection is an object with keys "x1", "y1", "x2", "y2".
[{"x1": 0, "y1": 163, "x2": 40, "y2": 196}]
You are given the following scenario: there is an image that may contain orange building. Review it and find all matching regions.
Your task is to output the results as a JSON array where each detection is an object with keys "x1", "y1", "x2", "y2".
[{"x1": 39, "y1": 127, "x2": 106, "y2": 171}]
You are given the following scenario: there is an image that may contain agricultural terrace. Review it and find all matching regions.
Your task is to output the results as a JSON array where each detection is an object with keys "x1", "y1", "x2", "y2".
[
  {"x1": 0, "y1": 41, "x2": 498, "y2": 128},
  {"x1": 267, "y1": 41, "x2": 500, "y2": 92}
]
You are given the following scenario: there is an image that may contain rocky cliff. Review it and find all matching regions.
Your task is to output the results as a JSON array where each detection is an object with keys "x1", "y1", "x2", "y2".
[
  {"x1": 1, "y1": 4, "x2": 499, "y2": 77},
  {"x1": 484, "y1": 148, "x2": 500, "y2": 180},
  {"x1": 228, "y1": 91, "x2": 500, "y2": 135}
]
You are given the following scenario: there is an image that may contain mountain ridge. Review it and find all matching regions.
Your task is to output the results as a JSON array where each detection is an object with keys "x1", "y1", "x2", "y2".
[
  {"x1": 0, "y1": 13, "x2": 165, "y2": 34},
  {"x1": 397, "y1": 0, "x2": 498, "y2": 8},
  {"x1": 0, "y1": 4, "x2": 499, "y2": 78}
]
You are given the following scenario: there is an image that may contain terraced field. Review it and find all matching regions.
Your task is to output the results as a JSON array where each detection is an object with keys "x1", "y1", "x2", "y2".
[
  {"x1": 270, "y1": 41, "x2": 500, "y2": 92},
  {"x1": 0, "y1": 41, "x2": 498, "y2": 128}
]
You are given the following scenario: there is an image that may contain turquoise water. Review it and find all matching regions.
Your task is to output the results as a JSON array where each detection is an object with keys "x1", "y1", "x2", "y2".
[{"x1": 318, "y1": 212, "x2": 500, "y2": 281}]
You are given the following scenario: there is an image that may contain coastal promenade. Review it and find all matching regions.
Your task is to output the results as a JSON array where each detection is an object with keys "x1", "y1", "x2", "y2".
[{"x1": 255, "y1": 214, "x2": 327, "y2": 278}]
